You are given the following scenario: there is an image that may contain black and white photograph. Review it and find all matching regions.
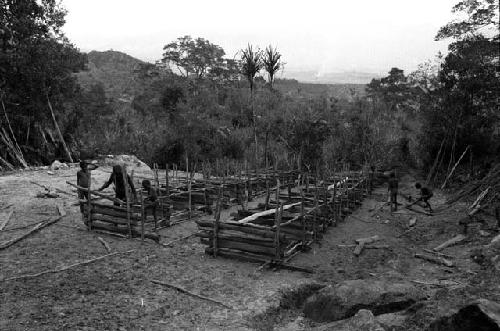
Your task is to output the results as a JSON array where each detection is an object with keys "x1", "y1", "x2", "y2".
[{"x1": 0, "y1": 0, "x2": 499, "y2": 330}]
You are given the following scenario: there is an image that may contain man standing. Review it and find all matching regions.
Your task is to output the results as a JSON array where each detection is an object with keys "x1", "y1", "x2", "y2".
[
  {"x1": 388, "y1": 172, "x2": 399, "y2": 212},
  {"x1": 98, "y1": 165, "x2": 137, "y2": 204}
]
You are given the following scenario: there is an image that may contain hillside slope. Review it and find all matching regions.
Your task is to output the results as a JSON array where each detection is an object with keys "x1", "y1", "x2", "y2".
[{"x1": 76, "y1": 50, "x2": 147, "y2": 101}]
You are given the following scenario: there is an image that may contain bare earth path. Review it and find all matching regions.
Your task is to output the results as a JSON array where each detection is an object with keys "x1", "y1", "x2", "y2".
[{"x1": 0, "y1": 168, "x2": 498, "y2": 330}]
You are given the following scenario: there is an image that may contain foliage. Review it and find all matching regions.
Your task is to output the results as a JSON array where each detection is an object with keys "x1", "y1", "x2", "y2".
[
  {"x1": 240, "y1": 45, "x2": 263, "y2": 92},
  {"x1": 262, "y1": 46, "x2": 283, "y2": 88},
  {"x1": 435, "y1": 0, "x2": 499, "y2": 40},
  {"x1": 0, "y1": 0, "x2": 87, "y2": 166},
  {"x1": 161, "y1": 35, "x2": 226, "y2": 79}
]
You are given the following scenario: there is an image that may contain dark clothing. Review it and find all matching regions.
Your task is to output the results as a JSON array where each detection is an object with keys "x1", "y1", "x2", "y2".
[
  {"x1": 77, "y1": 170, "x2": 90, "y2": 189},
  {"x1": 77, "y1": 170, "x2": 90, "y2": 212},
  {"x1": 144, "y1": 187, "x2": 157, "y2": 203},
  {"x1": 418, "y1": 186, "x2": 433, "y2": 212},
  {"x1": 388, "y1": 178, "x2": 398, "y2": 193},
  {"x1": 101, "y1": 171, "x2": 136, "y2": 201},
  {"x1": 388, "y1": 177, "x2": 398, "y2": 211},
  {"x1": 419, "y1": 187, "x2": 433, "y2": 201}
]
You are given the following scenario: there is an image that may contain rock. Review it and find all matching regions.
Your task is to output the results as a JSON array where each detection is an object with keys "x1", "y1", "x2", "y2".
[
  {"x1": 303, "y1": 279, "x2": 426, "y2": 323},
  {"x1": 274, "y1": 316, "x2": 305, "y2": 331},
  {"x1": 376, "y1": 312, "x2": 407, "y2": 329},
  {"x1": 311, "y1": 309, "x2": 385, "y2": 331},
  {"x1": 427, "y1": 298, "x2": 500, "y2": 331},
  {"x1": 50, "y1": 160, "x2": 68, "y2": 170},
  {"x1": 100, "y1": 155, "x2": 153, "y2": 176},
  {"x1": 479, "y1": 230, "x2": 491, "y2": 237}
]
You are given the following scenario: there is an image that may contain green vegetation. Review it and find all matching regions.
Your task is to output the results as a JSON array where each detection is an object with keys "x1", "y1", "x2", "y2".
[{"x1": 0, "y1": 0, "x2": 498, "y2": 182}]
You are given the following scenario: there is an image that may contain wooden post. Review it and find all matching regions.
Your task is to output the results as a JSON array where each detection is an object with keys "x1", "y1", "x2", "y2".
[
  {"x1": 314, "y1": 181, "x2": 319, "y2": 240},
  {"x1": 185, "y1": 155, "x2": 189, "y2": 183},
  {"x1": 213, "y1": 184, "x2": 222, "y2": 257},
  {"x1": 139, "y1": 189, "x2": 145, "y2": 241},
  {"x1": 275, "y1": 178, "x2": 280, "y2": 206},
  {"x1": 87, "y1": 171, "x2": 92, "y2": 231},
  {"x1": 306, "y1": 172, "x2": 309, "y2": 193},
  {"x1": 165, "y1": 163, "x2": 170, "y2": 219},
  {"x1": 300, "y1": 184, "x2": 306, "y2": 243},
  {"x1": 121, "y1": 165, "x2": 132, "y2": 238},
  {"x1": 188, "y1": 174, "x2": 192, "y2": 220},
  {"x1": 274, "y1": 202, "x2": 283, "y2": 261},
  {"x1": 264, "y1": 177, "x2": 270, "y2": 210}
]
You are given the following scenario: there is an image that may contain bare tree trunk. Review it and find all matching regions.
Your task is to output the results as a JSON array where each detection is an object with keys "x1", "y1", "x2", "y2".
[
  {"x1": 1, "y1": 98, "x2": 23, "y2": 158},
  {"x1": 251, "y1": 87, "x2": 258, "y2": 172},
  {"x1": 46, "y1": 94, "x2": 73, "y2": 163}
]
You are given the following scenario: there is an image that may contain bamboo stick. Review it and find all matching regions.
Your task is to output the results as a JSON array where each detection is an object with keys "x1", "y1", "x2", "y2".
[
  {"x1": 1, "y1": 250, "x2": 135, "y2": 282},
  {"x1": 0, "y1": 216, "x2": 63, "y2": 250},
  {"x1": 152, "y1": 280, "x2": 232, "y2": 309},
  {"x1": 0, "y1": 209, "x2": 13, "y2": 231}
]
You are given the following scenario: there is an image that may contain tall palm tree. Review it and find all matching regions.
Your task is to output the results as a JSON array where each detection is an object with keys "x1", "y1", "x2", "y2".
[
  {"x1": 240, "y1": 44, "x2": 263, "y2": 169},
  {"x1": 263, "y1": 45, "x2": 282, "y2": 89}
]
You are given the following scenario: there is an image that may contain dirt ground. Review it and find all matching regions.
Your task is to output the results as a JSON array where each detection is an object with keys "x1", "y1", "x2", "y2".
[{"x1": 0, "y1": 167, "x2": 498, "y2": 330}]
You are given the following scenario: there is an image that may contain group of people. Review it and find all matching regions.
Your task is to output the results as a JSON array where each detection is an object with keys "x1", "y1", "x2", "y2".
[
  {"x1": 387, "y1": 171, "x2": 433, "y2": 213},
  {"x1": 77, "y1": 161, "x2": 158, "y2": 206}
]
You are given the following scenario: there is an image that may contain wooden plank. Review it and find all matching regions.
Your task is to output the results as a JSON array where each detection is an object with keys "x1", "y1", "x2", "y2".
[
  {"x1": 90, "y1": 214, "x2": 138, "y2": 226},
  {"x1": 433, "y1": 234, "x2": 466, "y2": 252},
  {"x1": 200, "y1": 238, "x2": 276, "y2": 256},
  {"x1": 237, "y1": 202, "x2": 301, "y2": 223}
]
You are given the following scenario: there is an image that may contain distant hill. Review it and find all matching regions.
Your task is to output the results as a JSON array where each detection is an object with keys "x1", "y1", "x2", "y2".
[
  {"x1": 284, "y1": 70, "x2": 380, "y2": 85},
  {"x1": 76, "y1": 50, "x2": 147, "y2": 101},
  {"x1": 76, "y1": 50, "x2": 368, "y2": 103},
  {"x1": 274, "y1": 78, "x2": 366, "y2": 100}
]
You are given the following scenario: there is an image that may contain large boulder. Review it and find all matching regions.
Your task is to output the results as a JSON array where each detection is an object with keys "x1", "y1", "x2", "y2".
[
  {"x1": 311, "y1": 309, "x2": 385, "y2": 331},
  {"x1": 303, "y1": 279, "x2": 426, "y2": 323},
  {"x1": 100, "y1": 155, "x2": 153, "y2": 177},
  {"x1": 50, "y1": 160, "x2": 69, "y2": 170},
  {"x1": 427, "y1": 298, "x2": 500, "y2": 331}
]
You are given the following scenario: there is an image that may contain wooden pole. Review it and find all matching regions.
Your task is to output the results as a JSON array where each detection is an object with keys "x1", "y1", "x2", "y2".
[
  {"x1": 300, "y1": 183, "x2": 306, "y2": 243},
  {"x1": 46, "y1": 94, "x2": 73, "y2": 163},
  {"x1": 121, "y1": 166, "x2": 132, "y2": 238},
  {"x1": 275, "y1": 202, "x2": 283, "y2": 261},
  {"x1": 213, "y1": 185, "x2": 222, "y2": 257},
  {"x1": 87, "y1": 171, "x2": 92, "y2": 230},
  {"x1": 441, "y1": 145, "x2": 470, "y2": 189},
  {"x1": 139, "y1": 189, "x2": 145, "y2": 242}
]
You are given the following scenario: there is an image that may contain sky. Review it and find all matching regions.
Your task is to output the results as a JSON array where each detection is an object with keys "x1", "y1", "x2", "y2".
[{"x1": 62, "y1": 0, "x2": 458, "y2": 76}]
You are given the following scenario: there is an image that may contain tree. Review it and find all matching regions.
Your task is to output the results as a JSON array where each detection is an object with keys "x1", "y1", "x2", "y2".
[
  {"x1": 0, "y1": 0, "x2": 86, "y2": 166},
  {"x1": 436, "y1": 0, "x2": 499, "y2": 41},
  {"x1": 240, "y1": 44, "x2": 263, "y2": 168},
  {"x1": 161, "y1": 35, "x2": 226, "y2": 79},
  {"x1": 262, "y1": 45, "x2": 282, "y2": 88},
  {"x1": 419, "y1": 0, "x2": 500, "y2": 173}
]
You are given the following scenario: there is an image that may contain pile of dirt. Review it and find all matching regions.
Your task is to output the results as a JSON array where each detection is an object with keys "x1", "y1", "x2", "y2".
[{"x1": 98, "y1": 154, "x2": 153, "y2": 177}]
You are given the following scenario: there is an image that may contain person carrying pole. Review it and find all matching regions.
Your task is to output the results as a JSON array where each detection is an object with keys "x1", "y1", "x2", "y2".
[
  {"x1": 415, "y1": 182, "x2": 434, "y2": 213},
  {"x1": 98, "y1": 164, "x2": 137, "y2": 205}
]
